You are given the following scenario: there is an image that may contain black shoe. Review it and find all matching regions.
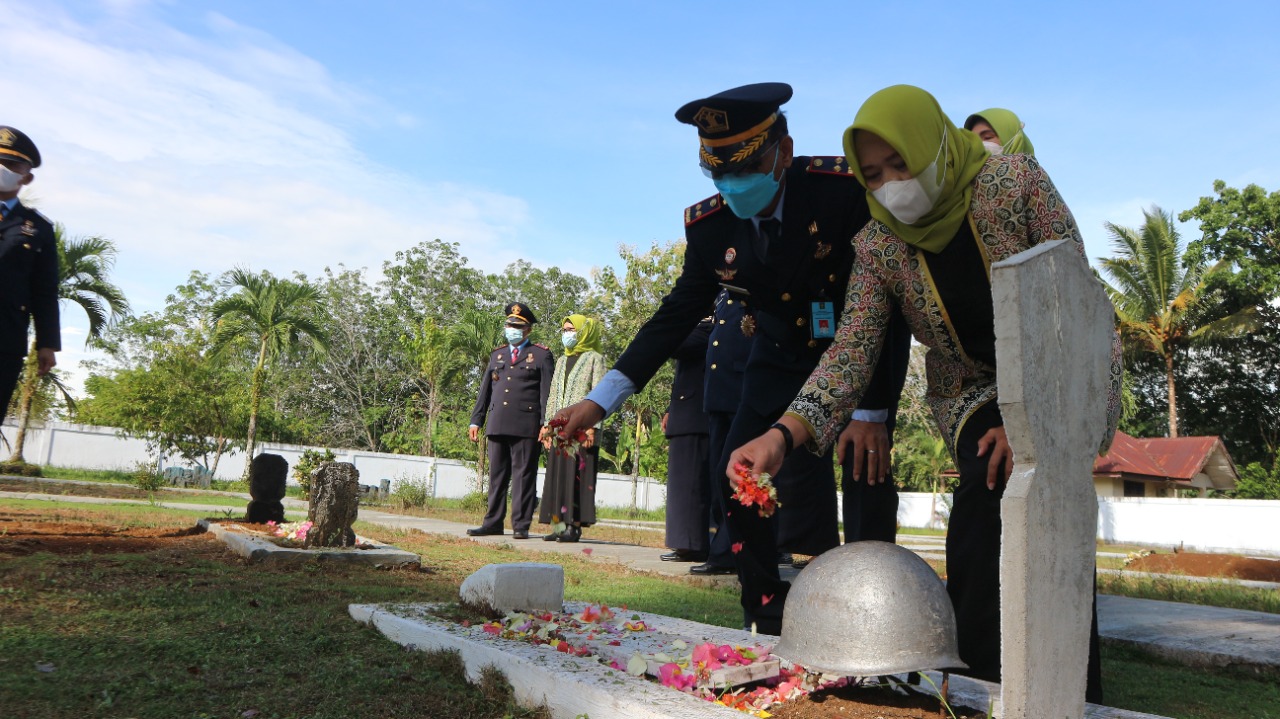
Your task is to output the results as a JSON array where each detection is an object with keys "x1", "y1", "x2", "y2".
[
  {"x1": 557, "y1": 526, "x2": 582, "y2": 543},
  {"x1": 661, "y1": 550, "x2": 708, "y2": 562},
  {"x1": 512, "y1": 530, "x2": 529, "y2": 539},
  {"x1": 689, "y1": 562, "x2": 735, "y2": 576},
  {"x1": 543, "y1": 531, "x2": 562, "y2": 541},
  {"x1": 466, "y1": 527, "x2": 503, "y2": 536}
]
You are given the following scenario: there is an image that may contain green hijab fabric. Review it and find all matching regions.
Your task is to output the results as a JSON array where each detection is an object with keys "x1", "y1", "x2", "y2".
[
  {"x1": 563, "y1": 314, "x2": 603, "y2": 356},
  {"x1": 965, "y1": 108, "x2": 1035, "y2": 156},
  {"x1": 843, "y1": 85, "x2": 989, "y2": 253}
]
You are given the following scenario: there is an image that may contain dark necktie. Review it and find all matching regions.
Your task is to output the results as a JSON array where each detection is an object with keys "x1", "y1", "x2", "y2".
[{"x1": 755, "y1": 218, "x2": 781, "y2": 261}]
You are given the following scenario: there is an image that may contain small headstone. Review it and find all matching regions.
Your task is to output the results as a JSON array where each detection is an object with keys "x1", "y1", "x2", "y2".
[
  {"x1": 459, "y1": 563, "x2": 565, "y2": 616},
  {"x1": 992, "y1": 240, "x2": 1115, "y2": 718},
  {"x1": 379, "y1": 478, "x2": 391, "y2": 500},
  {"x1": 306, "y1": 462, "x2": 359, "y2": 547},
  {"x1": 245, "y1": 453, "x2": 288, "y2": 524}
]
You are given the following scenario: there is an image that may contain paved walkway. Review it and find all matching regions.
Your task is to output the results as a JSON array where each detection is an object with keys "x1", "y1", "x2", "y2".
[{"x1": 4, "y1": 486, "x2": 1278, "y2": 676}]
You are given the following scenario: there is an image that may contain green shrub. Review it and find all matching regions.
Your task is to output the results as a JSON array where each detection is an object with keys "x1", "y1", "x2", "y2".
[
  {"x1": 459, "y1": 490, "x2": 488, "y2": 513},
  {"x1": 131, "y1": 461, "x2": 164, "y2": 492},
  {"x1": 293, "y1": 448, "x2": 336, "y2": 498},
  {"x1": 391, "y1": 474, "x2": 432, "y2": 509}
]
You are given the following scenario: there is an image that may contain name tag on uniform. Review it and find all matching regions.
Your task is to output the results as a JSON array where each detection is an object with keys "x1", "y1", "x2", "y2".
[{"x1": 811, "y1": 302, "x2": 835, "y2": 339}]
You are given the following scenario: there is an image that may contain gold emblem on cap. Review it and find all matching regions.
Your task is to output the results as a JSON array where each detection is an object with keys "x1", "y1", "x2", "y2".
[
  {"x1": 692, "y1": 106, "x2": 729, "y2": 134},
  {"x1": 724, "y1": 248, "x2": 737, "y2": 265},
  {"x1": 0, "y1": 128, "x2": 12, "y2": 146},
  {"x1": 699, "y1": 146, "x2": 723, "y2": 167},
  {"x1": 729, "y1": 131, "x2": 768, "y2": 164}
]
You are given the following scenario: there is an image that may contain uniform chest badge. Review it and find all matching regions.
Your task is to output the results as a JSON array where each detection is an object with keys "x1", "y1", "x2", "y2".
[
  {"x1": 715, "y1": 267, "x2": 738, "y2": 281},
  {"x1": 526, "y1": 352, "x2": 535, "y2": 363},
  {"x1": 492, "y1": 370, "x2": 500, "y2": 382},
  {"x1": 814, "y1": 242, "x2": 832, "y2": 259},
  {"x1": 21, "y1": 221, "x2": 36, "y2": 236},
  {"x1": 740, "y1": 314, "x2": 756, "y2": 338},
  {"x1": 808, "y1": 221, "x2": 819, "y2": 235},
  {"x1": 724, "y1": 247, "x2": 737, "y2": 264}
]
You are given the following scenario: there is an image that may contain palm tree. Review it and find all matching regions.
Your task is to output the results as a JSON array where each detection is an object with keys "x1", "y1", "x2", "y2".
[
  {"x1": 211, "y1": 268, "x2": 328, "y2": 479},
  {"x1": 1097, "y1": 206, "x2": 1255, "y2": 437},
  {"x1": 449, "y1": 306, "x2": 503, "y2": 491},
  {"x1": 7, "y1": 228, "x2": 129, "y2": 463}
]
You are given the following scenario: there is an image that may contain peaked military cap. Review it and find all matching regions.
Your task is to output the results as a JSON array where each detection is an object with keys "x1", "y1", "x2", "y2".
[
  {"x1": 0, "y1": 126, "x2": 41, "y2": 168},
  {"x1": 504, "y1": 302, "x2": 537, "y2": 326},
  {"x1": 675, "y1": 82, "x2": 792, "y2": 174}
]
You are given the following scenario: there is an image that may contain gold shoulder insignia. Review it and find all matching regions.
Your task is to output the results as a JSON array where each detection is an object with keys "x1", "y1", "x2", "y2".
[
  {"x1": 807, "y1": 156, "x2": 856, "y2": 176},
  {"x1": 684, "y1": 194, "x2": 727, "y2": 227},
  {"x1": 532, "y1": 342, "x2": 550, "y2": 351}
]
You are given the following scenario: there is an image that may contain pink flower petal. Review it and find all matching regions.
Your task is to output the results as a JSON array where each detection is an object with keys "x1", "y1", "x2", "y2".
[{"x1": 582, "y1": 547, "x2": 593, "y2": 556}]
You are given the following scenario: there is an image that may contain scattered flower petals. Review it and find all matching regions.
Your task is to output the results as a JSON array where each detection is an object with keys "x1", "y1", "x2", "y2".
[
  {"x1": 761, "y1": 594, "x2": 774, "y2": 606},
  {"x1": 582, "y1": 547, "x2": 593, "y2": 556},
  {"x1": 626, "y1": 653, "x2": 648, "y2": 676},
  {"x1": 732, "y1": 463, "x2": 781, "y2": 517},
  {"x1": 731, "y1": 542, "x2": 744, "y2": 554}
]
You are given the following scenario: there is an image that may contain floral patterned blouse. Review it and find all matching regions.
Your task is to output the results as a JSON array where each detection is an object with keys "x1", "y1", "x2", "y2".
[
  {"x1": 786, "y1": 154, "x2": 1121, "y2": 459},
  {"x1": 545, "y1": 350, "x2": 609, "y2": 428}
]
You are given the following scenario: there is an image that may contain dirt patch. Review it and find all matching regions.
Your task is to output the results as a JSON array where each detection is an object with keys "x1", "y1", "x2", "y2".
[
  {"x1": 769, "y1": 682, "x2": 983, "y2": 719},
  {"x1": 1126, "y1": 551, "x2": 1280, "y2": 583},
  {"x1": 0, "y1": 512, "x2": 208, "y2": 557}
]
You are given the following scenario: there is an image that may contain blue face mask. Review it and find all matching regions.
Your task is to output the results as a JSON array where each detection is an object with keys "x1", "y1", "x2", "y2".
[
  {"x1": 711, "y1": 145, "x2": 781, "y2": 219},
  {"x1": 504, "y1": 327, "x2": 525, "y2": 345},
  {"x1": 561, "y1": 331, "x2": 578, "y2": 349}
]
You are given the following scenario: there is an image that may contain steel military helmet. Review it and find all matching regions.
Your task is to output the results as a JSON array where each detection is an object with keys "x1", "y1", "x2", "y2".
[
  {"x1": 675, "y1": 82, "x2": 791, "y2": 175},
  {"x1": 772, "y1": 541, "x2": 966, "y2": 676}
]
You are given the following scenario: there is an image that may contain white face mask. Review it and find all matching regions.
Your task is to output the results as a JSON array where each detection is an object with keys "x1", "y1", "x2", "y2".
[
  {"x1": 0, "y1": 165, "x2": 25, "y2": 192},
  {"x1": 982, "y1": 140, "x2": 1003, "y2": 156},
  {"x1": 870, "y1": 132, "x2": 947, "y2": 225}
]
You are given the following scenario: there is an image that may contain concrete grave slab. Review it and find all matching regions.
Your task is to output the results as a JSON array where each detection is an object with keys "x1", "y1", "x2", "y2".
[
  {"x1": 350, "y1": 602, "x2": 1172, "y2": 719},
  {"x1": 198, "y1": 519, "x2": 419, "y2": 568},
  {"x1": 992, "y1": 239, "x2": 1116, "y2": 719}
]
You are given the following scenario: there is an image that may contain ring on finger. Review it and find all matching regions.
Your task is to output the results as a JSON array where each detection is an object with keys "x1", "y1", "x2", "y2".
[{"x1": 867, "y1": 449, "x2": 877, "y2": 454}]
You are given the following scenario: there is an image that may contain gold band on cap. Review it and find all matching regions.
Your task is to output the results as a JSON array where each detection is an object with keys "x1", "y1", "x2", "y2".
[
  {"x1": 700, "y1": 113, "x2": 777, "y2": 148},
  {"x1": 0, "y1": 147, "x2": 33, "y2": 164}
]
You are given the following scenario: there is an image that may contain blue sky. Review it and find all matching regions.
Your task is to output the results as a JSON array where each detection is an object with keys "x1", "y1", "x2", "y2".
[{"x1": 4, "y1": 0, "x2": 1279, "y2": 392}]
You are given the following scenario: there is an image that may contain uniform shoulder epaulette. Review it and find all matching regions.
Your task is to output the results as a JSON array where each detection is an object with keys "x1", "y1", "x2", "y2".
[
  {"x1": 532, "y1": 342, "x2": 550, "y2": 351},
  {"x1": 807, "y1": 156, "x2": 857, "y2": 176},
  {"x1": 492, "y1": 344, "x2": 506, "y2": 352},
  {"x1": 684, "y1": 194, "x2": 726, "y2": 227}
]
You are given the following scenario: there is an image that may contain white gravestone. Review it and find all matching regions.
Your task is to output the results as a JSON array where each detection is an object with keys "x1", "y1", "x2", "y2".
[{"x1": 992, "y1": 240, "x2": 1115, "y2": 719}]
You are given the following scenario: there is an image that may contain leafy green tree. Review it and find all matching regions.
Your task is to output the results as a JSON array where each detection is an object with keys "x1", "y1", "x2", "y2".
[
  {"x1": 8, "y1": 228, "x2": 129, "y2": 463},
  {"x1": 211, "y1": 268, "x2": 329, "y2": 479},
  {"x1": 1180, "y1": 181, "x2": 1280, "y2": 303},
  {"x1": 1096, "y1": 206, "x2": 1255, "y2": 437},
  {"x1": 400, "y1": 317, "x2": 465, "y2": 456},
  {"x1": 1233, "y1": 456, "x2": 1280, "y2": 500}
]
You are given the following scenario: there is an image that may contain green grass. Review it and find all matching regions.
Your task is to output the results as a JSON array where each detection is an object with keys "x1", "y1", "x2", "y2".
[
  {"x1": 1098, "y1": 572, "x2": 1280, "y2": 615},
  {"x1": 2, "y1": 500, "x2": 1278, "y2": 719},
  {"x1": 1102, "y1": 643, "x2": 1280, "y2": 719}
]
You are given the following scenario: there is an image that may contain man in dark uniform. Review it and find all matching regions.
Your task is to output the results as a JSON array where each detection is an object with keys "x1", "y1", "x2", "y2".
[
  {"x1": 467, "y1": 303, "x2": 555, "y2": 539},
  {"x1": 550, "y1": 83, "x2": 909, "y2": 633},
  {"x1": 660, "y1": 314, "x2": 713, "y2": 563},
  {"x1": 0, "y1": 126, "x2": 59, "y2": 422}
]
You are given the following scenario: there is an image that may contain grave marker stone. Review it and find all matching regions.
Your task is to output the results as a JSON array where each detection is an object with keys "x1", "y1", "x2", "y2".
[
  {"x1": 307, "y1": 462, "x2": 359, "y2": 547},
  {"x1": 992, "y1": 240, "x2": 1115, "y2": 719},
  {"x1": 245, "y1": 453, "x2": 288, "y2": 524}
]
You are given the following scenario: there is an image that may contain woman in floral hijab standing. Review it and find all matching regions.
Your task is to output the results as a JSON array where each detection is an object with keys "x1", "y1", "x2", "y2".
[{"x1": 539, "y1": 314, "x2": 608, "y2": 542}]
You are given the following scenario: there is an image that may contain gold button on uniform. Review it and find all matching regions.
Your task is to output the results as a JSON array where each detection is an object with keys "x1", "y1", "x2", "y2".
[
  {"x1": 781, "y1": 293, "x2": 792, "y2": 301},
  {"x1": 796, "y1": 317, "x2": 806, "y2": 326},
  {"x1": 719, "y1": 319, "x2": 725, "y2": 325},
  {"x1": 727, "y1": 299, "x2": 734, "y2": 304},
  {"x1": 808, "y1": 340, "x2": 818, "y2": 348},
  {"x1": 712, "y1": 340, "x2": 719, "y2": 347},
  {"x1": 711, "y1": 363, "x2": 718, "y2": 370},
  {"x1": 829, "y1": 274, "x2": 837, "y2": 282},
  {"x1": 503, "y1": 401, "x2": 509, "y2": 406}
]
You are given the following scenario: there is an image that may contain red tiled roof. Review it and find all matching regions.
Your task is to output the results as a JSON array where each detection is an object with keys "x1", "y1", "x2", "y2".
[{"x1": 1093, "y1": 431, "x2": 1230, "y2": 482}]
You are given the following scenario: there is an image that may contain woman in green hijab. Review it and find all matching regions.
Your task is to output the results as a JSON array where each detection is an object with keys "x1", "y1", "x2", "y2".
[
  {"x1": 539, "y1": 314, "x2": 608, "y2": 542},
  {"x1": 729, "y1": 85, "x2": 1118, "y2": 699},
  {"x1": 964, "y1": 107, "x2": 1035, "y2": 156}
]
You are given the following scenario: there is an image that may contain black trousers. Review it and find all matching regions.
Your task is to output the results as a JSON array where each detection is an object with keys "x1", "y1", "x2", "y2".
[
  {"x1": 948, "y1": 408, "x2": 1103, "y2": 703},
  {"x1": 0, "y1": 355, "x2": 24, "y2": 424},
  {"x1": 480, "y1": 434, "x2": 541, "y2": 533},
  {"x1": 704, "y1": 412, "x2": 739, "y2": 568},
  {"x1": 665, "y1": 433, "x2": 710, "y2": 553}
]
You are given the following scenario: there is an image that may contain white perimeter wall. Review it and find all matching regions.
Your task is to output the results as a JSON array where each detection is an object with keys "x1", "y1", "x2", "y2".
[{"x1": 5, "y1": 421, "x2": 1276, "y2": 556}]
